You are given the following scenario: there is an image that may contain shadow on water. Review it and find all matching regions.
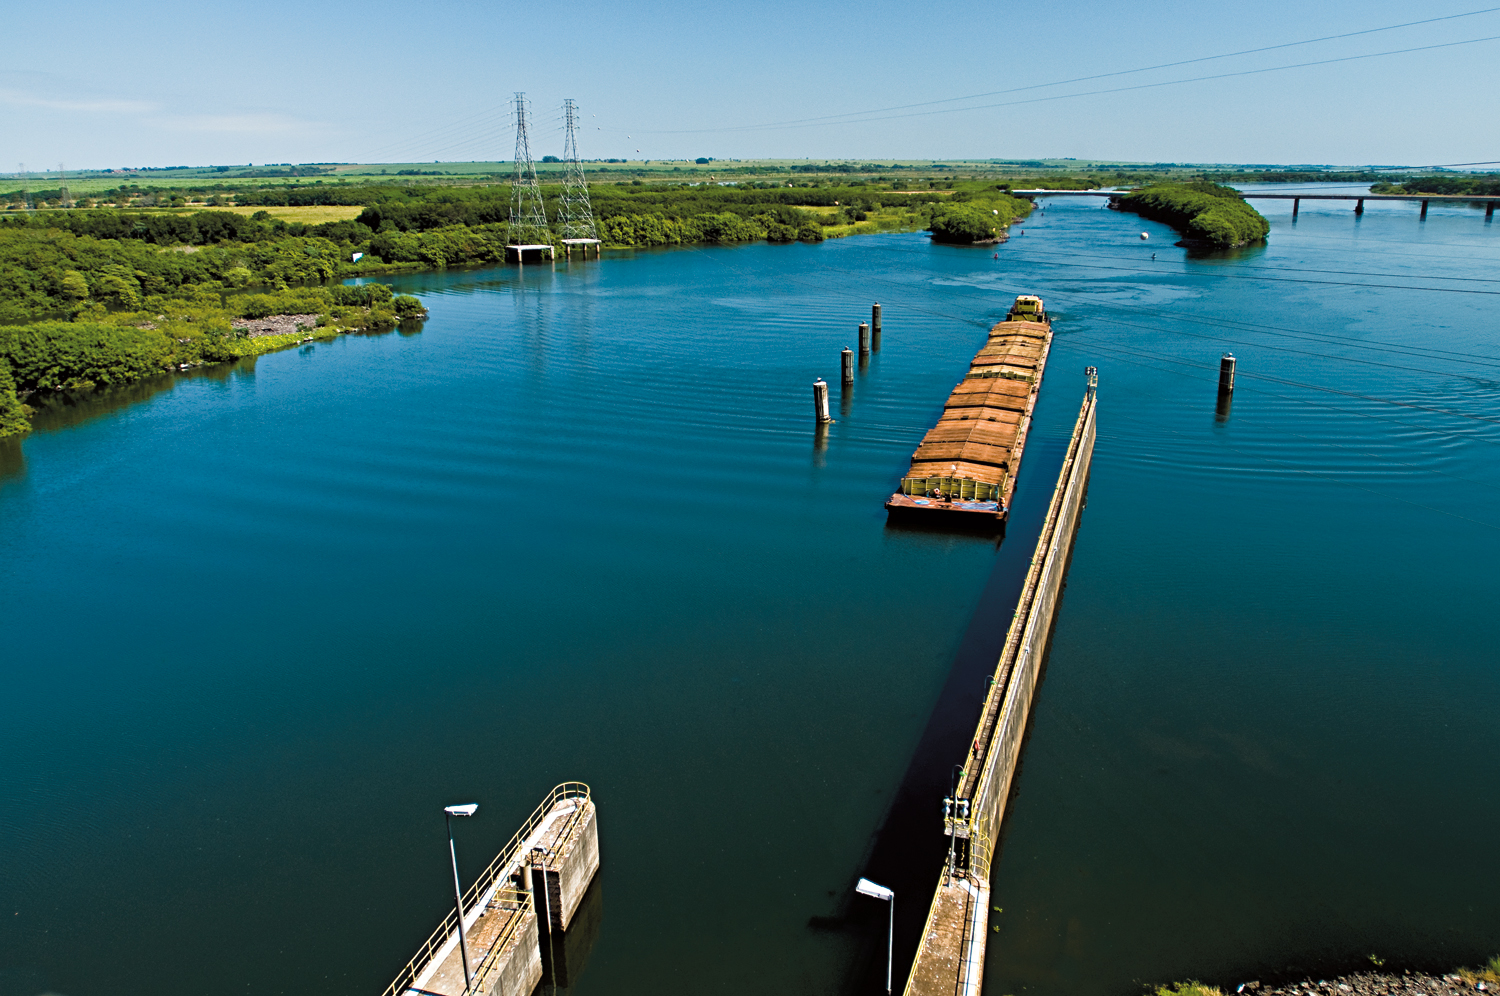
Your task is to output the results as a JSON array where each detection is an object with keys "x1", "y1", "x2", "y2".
[
  {"x1": 813, "y1": 422, "x2": 829, "y2": 467},
  {"x1": 824, "y1": 440, "x2": 1069, "y2": 996},
  {"x1": 0, "y1": 436, "x2": 24, "y2": 486},
  {"x1": 883, "y1": 511, "x2": 1006, "y2": 541},
  {"x1": 1215, "y1": 386, "x2": 1234, "y2": 423},
  {"x1": 25, "y1": 359, "x2": 255, "y2": 434},
  {"x1": 1181, "y1": 241, "x2": 1271, "y2": 264},
  {"x1": 18, "y1": 320, "x2": 425, "y2": 439},
  {"x1": 538, "y1": 877, "x2": 603, "y2": 992}
]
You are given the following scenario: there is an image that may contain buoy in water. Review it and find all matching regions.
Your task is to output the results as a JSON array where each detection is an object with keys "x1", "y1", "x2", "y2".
[{"x1": 1140, "y1": 232, "x2": 1150, "y2": 240}]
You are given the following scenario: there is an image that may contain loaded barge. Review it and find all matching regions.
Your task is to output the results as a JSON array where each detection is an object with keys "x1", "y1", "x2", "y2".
[{"x1": 885, "y1": 296, "x2": 1053, "y2": 524}]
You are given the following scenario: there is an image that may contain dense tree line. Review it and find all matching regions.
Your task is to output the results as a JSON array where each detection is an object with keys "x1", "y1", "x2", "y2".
[
  {"x1": 926, "y1": 192, "x2": 1034, "y2": 244},
  {"x1": 1115, "y1": 182, "x2": 1269, "y2": 248},
  {"x1": 0, "y1": 176, "x2": 1035, "y2": 435},
  {"x1": 0, "y1": 214, "x2": 423, "y2": 436},
  {"x1": 1371, "y1": 176, "x2": 1500, "y2": 197}
]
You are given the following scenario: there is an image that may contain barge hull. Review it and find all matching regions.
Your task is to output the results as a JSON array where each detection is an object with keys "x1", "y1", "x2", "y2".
[{"x1": 886, "y1": 301, "x2": 1054, "y2": 523}]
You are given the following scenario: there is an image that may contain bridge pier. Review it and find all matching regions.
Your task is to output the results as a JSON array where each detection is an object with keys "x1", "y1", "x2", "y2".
[
  {"x1": 1487, "y1": 202, "x2": 1495, "y2": 221},
  {"x1": 1354, "y1": 199, "x2": 1365, "y2": 215},
  {"x1": 1420, "y1": 199, "x2": 1429, "y2": 220},
  {"x1": 1292, "y1": 197, "x2": 1299, "y2": 219}
]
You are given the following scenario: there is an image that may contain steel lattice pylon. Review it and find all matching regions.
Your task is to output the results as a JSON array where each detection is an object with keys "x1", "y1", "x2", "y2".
[
  {"x1": 558, "y1": 99, "x2": 598, "y2": 241},
  {"x1": 509, "y1": 92, "x2": 550, "y2": 244}
]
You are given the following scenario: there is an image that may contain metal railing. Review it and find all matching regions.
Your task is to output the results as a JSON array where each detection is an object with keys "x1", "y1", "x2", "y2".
[
  {"x1": 899, "y1": 476, "x2": 1002, "y2": 502},
  {"x1": 955, "y1": 382, "x2": 1098, "y2": 875},
  {"x1": 380, "y1": 782, "x2": 591, "y2": 996}
]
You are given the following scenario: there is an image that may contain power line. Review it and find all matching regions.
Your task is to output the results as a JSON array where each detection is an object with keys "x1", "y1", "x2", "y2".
[
  {"x1": 627, "y1": 33, "x2": 1500, "y2": 135},
  {"x1": 636, "y1": 5, "x2": 1500, "y2": 135}
]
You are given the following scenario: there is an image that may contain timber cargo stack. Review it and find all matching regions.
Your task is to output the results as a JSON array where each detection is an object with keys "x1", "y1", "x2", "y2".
[{"x1": 885, "y1": 296, "x2": 1053, "y2": 524}]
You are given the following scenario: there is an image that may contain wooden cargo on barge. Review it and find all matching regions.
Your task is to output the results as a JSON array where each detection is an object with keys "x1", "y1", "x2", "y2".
[{"x1": 885, "y1": 296, "x2": 1053, "y2": 524}]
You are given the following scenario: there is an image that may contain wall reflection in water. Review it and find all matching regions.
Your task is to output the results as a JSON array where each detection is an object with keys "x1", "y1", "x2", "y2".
[
  {"x1": 538, "y1": 876, "x2": 603, "y2": 992},
  {"x1": 0, "y1": 436, "x2": 24, "y2": 486},
  {"x1": 1215, "y1": 385, "x2": 1234, "y2": 423}
]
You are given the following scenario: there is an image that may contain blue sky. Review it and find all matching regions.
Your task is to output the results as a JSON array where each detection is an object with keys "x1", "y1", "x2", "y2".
[{"x1": 4, "y1": 0, "x2": 1498, "y2": 170}]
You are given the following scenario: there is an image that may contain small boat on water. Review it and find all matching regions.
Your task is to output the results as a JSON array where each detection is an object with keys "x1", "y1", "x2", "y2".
[{"x1": 885, "y1": 295, "x2": 1054, "y2": 525}]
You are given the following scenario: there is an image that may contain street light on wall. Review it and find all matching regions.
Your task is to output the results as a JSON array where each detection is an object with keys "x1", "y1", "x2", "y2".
[
  {"x1": 856, "y1": 877, "x2": 895, "y2": 994},
  {"x1": 445, "y1": 803, "x2": 479, "y2": 994}
]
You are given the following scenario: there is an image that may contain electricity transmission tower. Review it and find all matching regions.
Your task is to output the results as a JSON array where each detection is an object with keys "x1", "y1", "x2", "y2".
[
  {"x1": 558, "y1": 99, "x2": 598, "y2": 241},
  {"x1": 508, "y1": 92, "x2": 550, "y2": 245}
]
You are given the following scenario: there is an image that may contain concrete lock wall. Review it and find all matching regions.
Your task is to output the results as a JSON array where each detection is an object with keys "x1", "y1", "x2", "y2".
[
  {"x1": 533, "y1": 800, "x2": 600, "y2": 933},
  {"x1": 904, "y1": 385, "x2": 1097, "y2": 996},
  {"x1": 557, "y1": 804, "x2": 600, "y2": 930},
  {"x1": 971, "y1": 391, "x2": 1096, "y2": 868},
  {"x1": 483, "y1": 911, "x2": 542, "y2": 996}
]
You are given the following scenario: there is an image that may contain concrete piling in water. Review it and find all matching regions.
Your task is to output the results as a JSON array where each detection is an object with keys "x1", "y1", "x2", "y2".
[
  {"x1": 1218, "y1": 353, "x2": 1236, "y2": 393},
  {"x1": 841, "y1": 347, "x2": 854, "y2": 385},
  {"x1": 1420, "y1": 199, "x2": 1429, "y2": 220},
  {"x1": 813, "y1": 378, "x2": 831, "y2": 423},
  {"x1": 858, "y1": 322, "x2": 870, "y2": 356},
  {"x1": 871, "y1": 302, "x2": 882, "y2": 350}
]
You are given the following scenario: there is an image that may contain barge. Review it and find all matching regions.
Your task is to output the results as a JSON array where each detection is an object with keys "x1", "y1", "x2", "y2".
[{"x1": 884, "y1": 295, "x2": 1053, "y2": 524}]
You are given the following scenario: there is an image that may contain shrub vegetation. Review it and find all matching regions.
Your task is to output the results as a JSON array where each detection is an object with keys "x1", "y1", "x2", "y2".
[
  {"x1": 1372, "y1": 176, "x2": 1500, "y2": 197},
  {"x1": 0, "y1": 177, "x2": 1025, "y2": 435},
  {"x1": 1117, "y1": 181, "x2": 1269, "y2": 247}
]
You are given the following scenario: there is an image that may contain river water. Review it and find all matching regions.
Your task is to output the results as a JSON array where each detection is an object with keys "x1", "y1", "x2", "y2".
[{"x1": 1, "y1": 186, "x2": 1496, "y2": 996}]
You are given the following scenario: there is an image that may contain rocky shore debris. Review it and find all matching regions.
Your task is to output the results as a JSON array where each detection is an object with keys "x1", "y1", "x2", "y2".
[
  {"x1": 1232, "y1": 972, "x2": 1491, "y2": 996},
  {"x1": 231, "y1": 314, "x2": 321, "y2": 339}
]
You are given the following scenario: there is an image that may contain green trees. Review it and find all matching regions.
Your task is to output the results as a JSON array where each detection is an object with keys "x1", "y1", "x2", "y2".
[
  {"x1": 0, "y1": 360, "x2": 30, "y2": 436},
  {"x1": 1373, "y1": 176, "x2": 1500, "y2": 197},
  {"x1": 929, "y1": 205, "x2": 1005, "y2": 243},
  {"x1": 1116, "y1": 182, "x2": 1269, "y2": 247},
  {"x1": 926, "y1": 193, "x2": 1032, "y2": 244},
  {"x1": 2, "y1": 322, "x2": 180, "y2": 393}
]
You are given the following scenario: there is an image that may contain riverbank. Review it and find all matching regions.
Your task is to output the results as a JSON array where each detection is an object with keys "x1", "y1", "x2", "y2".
[
  {"x1": 0, "y1": 291, "x2": 426, "y2": 437},
  {"x1": 0, "y1": 181, "x2": 1028, "y2": 437},
  {"x1": 1159, "y1": 960, "x2": 1500, "y2": 996}
]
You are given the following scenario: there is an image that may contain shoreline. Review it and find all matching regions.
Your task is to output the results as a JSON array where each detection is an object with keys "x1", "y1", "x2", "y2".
[{"x1": 1162, "y1": 962, "x2": 1499, "y2": 996}]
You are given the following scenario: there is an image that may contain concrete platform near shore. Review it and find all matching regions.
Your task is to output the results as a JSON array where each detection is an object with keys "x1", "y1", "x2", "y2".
[{"x1": 504, "y1": 244, "x2": 555, "y2": 262}]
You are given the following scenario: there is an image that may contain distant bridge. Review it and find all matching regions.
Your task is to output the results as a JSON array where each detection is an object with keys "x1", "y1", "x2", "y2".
[{"x1": 1012, "y1": 188, "x2": 1499, "y2": 219}]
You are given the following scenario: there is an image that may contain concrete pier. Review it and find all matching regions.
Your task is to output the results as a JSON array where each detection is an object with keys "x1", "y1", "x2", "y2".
[
  {"x1": 561, "y1": 238, "x2": 602, "y2": 259},
  {"x1": 505, "y1": 244, "x2": 556, "y2": 264},
  {"x1": 902, "y1": 371, "x2": 1098, "y2": 996},
  {"x1": 383, "y1": 783, "x2": 598, "y2": 996}
]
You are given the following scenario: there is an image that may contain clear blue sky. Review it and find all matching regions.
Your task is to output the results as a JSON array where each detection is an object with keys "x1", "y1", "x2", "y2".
[{"x1": 4, "y1": 0, "x2": 1498, "y2": 170}]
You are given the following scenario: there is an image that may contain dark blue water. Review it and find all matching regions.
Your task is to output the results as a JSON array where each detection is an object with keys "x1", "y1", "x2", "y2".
[{"x1": 2, "y1": 187, "x2": 1497, "y2": 996}]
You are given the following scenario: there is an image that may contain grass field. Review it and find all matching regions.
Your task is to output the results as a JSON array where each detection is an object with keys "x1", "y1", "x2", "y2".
[
  {"x1": 197, "y1": 205, "x2": 365, "y2": 223},
  {"x1": 0, "y1": 203, "x2": 366, "y2": 222}
]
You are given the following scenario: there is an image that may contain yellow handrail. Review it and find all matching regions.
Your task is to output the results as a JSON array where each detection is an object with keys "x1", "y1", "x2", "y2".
[
  {"x1": 468, "y1": 889, "x2": 534, "y2": 995},
  {"x1": 380, "y1": 782, "x2": 591, "y2": 996}
]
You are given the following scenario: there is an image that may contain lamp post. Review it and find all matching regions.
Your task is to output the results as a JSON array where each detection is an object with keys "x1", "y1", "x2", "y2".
[
  {"x1": 855, "y1": 877, "x2": 895, "y2": 994},
  {"x1": 445, "y1": 803, "x2": 479, "y2": 994}
]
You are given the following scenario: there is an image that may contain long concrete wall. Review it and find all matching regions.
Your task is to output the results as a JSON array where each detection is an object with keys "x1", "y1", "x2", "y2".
[{"x1": 905, "y1": 378, "x2": 1098, "y2": 996}]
